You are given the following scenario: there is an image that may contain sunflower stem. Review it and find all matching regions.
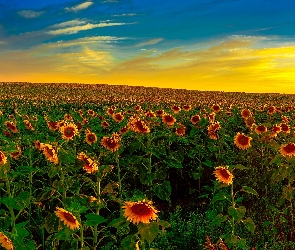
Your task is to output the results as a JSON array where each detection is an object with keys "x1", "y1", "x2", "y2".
[
  {"x1": 80, "y1": 223, "x2": 84, "y2": 248},
  {"x1": 115, "y1": 151, "x2": 122, "y2": 205},
  {"x1": 231, "y1": 181, "x2": 235, "y2": 236},
  {"x1": 5, "y1": 172, "x2": 16, "y2": 232},
  {"x1": 93, "y1": 177, "x2": 101, "y2": 249},
  {"x1": 28, "y1": 147, "x2": 33, "y2": 226}
]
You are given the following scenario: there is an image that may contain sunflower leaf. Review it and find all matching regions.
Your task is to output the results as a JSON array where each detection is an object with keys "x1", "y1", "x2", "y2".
[
  {"x1": 138, "y1": 221, "x2": 159, "y2": 244},
  {"x1": 241, "y1": 186, "x2": 259, "y2": 196},
  {"x1": 242, "y1": 217, "x2": 256, "y2": 233},
  {"x1": 85, "y1": 214, "x2": 107, "y2": 226},
  {"x1": 108, "y1": 216, "x2": 129, "y2": 228}
]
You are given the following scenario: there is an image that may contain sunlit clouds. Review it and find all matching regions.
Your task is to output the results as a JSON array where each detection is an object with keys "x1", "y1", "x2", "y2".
[{"x1": 0, "y1": 0, "x2": 295, "y2": 93}]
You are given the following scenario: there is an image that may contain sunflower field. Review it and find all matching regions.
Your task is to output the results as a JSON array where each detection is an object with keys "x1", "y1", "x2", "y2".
[{"x1": 1, "y1": 82, "x2": 295, "y2": 250}]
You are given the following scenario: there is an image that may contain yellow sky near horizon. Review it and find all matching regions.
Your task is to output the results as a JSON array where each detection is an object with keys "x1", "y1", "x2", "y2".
[{"x1": 1, "y1": 36, "x2": 295, "y2": 94}]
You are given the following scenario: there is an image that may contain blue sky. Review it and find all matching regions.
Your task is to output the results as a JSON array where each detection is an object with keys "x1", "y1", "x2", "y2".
[{"x1": 0, "y1": 0, "x2": 295, "y2": 93}]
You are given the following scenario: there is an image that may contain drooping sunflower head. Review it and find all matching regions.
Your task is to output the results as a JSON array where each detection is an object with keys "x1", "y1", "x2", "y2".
[
  {"x1": 122, "y1": 199, "x2": 159, "y2": 224},
  {"x1": 280, "y1": 142, "x2": 295, "y2": 158},
  {"x1": 213, "y1": 166, "x2": 234, "y2": 185},
  {"x1": 54, "y1": 207, "x2": 80, "y2": 230},
  {"x1": 0, "y1": 231, "x2": 14, "y2": 250},
  {"x1": 59, "y1": 123, "x2": 79, "y2": 141},
  {"x1": 101, "y1": 121, "x2": 110, "y2": 128},
  {"x1": 41, "y1": 143, "x2": 58, "y2": 164},
  {"x1": 0, "y1": 151, "x2": 7, "y2": 165},
  {"x1": 132, "y1": 120, "x2": 150, "y2": 133},
  {"x1": 10, "y1": 146, "x2": 22, "y2": 160},
  {"x1": 234, "y1": 132, "x2": 252, "y2": 150}
]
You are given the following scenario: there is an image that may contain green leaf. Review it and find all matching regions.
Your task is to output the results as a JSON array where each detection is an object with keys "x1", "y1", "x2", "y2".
[
  {"x1": 210, "y1": 213, "x2": 228, "y2": 227},
  {"x1": 202, "y1": 159, "x2": 213, "y2": 167},
  {"x1": 282, "y1": 185, "x2": 295, "y2": 202},
  {"x1": 15, "y1": 221, "x2": 29, "y2": 229},
  {"x1": 280, "y1": 216, "x2": 288, "y2": 223},
  {"x1": 228, "y1": 206, "x2": 246, "y2": 221},
  {"x1": 152, "y1": 180, "x2": 171, "y2": 201},
  {"x1": 12, "y1": 166, "x2": 35, "y2": 176},
  {"x1": 237, "y1": 238, "x2": 246, "y2": 248},
  {"x1": 59, "y1": 149, "x2": 76, "y2": 164},
  {"x1": 211, "y1": 191, "x2": 231, "y2": 203},
  {"x1": 163, "y1": 155, "x2": 182, "y2": 168},
  {"x1": 0, "y1": 197, "x2": 21, "y2": 210},
  {"x1": 242, "y1": 217, "x2": 256, "y2": 233},
  {"x1": 234, "y1": 164, "x2": 248, "y2": 170},
  {"x1": 241, "y1": 186, "x2": 259, "y2": 196},
  {"x1": 44, "y1": 213, "x2": 59, "y2": 234},
  {"x1": 108, "y1": 216, "x2": 129, "y2": 228},
  {"x1": 85, "y1": 214, "x2": 107, "y2": 226},
  {"x1": 138, "y1": 222, "x2": 159, "y2": 244},
  {"x1": 17, "y1": 228, "x2": 30, "y2": 238}
]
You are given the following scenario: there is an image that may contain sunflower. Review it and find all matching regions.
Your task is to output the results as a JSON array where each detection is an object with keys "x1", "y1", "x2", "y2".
[
  {"x1": 5, "y1": 121, "x2": 18, "y2": 133},
  {"x1": 59, "y1": 122, "x2": 78, "y2": 141},
  {"x1": 280, "y1": 123, "x2": 290, "y2": 133},
  {"x1": 119, "y1": 126, "x2": 129, "y2": 135},
  {"x1": 40, "y1": 143, "x2": 58, "y2": 164},
  {"x1": 267, "y1": 106, "x2": 276, "y2": 114},
  {"x1": 182, "y1": 104, "x2": 192, "y2": 111},
  {"x1": 23, "y1": 120, "x2": 34, "y2": 131},
  {"x1": 208, "y1": 113, "x2": 216, "y2": 123},
  {"x1": 241, "y1": 109, "x2": 252, "y2": 119},
  {"x1": 155, "y1": 110, "x2": 165, "y2": 116},
  {"x1": 132, "y1": 120, "x2": 150, "y2": 133},
  {"x1": 0, "y1": 232, "x2": 14, "y2": 250},
  {"x1": 175, "y1": 124, "x2": 186, "y2": 136},
  {"x1": 234, "y1": 133, "x2": 252, "y2": 150},
  {"x1": 10, "y1": 145, "x2": 22, "y2": 160},
  {"x1": 191, "y1": 114, "x2": 200, "y2": 125},
  {"x1": 3, "y1": 130, "x2": 11, "y2": 137},
  {"x1": 281, "y1": 115, "x2": 290, "y2": 123},
  {"x1": 171, "y1": 105, "x2": 181, "y2": 113},
  {"x1": 280, "y1": 142, "x2": 295, "y2": 157},
  {"x1": 134, "y1": 105, "x2": 141, "y2": 111},
  {"x1": 64, "y1": 114, "x2": 73, "y2": 121},
  {"x1": 85, "y1": 130, "x2": 97, "y2": 145},
  {"x1": 145, "y1": 111, "x2": 156, "y2": 118},
  {"x1": 54, "y1": 207, "x2": 80, "y2": 230},
  {"x1": 211, "y1": 104, "x2": 221, "y2": 113},
  {"x1": 101, "y1": 135, "x2": 121, "y2": 152},
  {"x1": 47, "y1": 121, "x2": 59, "y2": 131},
  {"x1": 107, "y1": 108, "x2": 115, "y2": 116},
  {"x1": 255, "y1": 125, "x2": 267, "y2": 134},
  {"x1": 82, "y1": 118, "x2": 89, "y2": 125},
  {"x1": 113, "y1": 112, "x2": 124, "y2": 123},
  {"x1": 122, "y1": 199, "x2": 159, "y2": 224},
  {"x1": 0, "y1": 151, "x2": 7, "y2": 165},
  {"x1": 162, "y1": 114, "x2": 176, "y2": 126},
  {"x1": 245, "y1": 116, "x2": 255, "y2": 128},
  {"x1": 101, "y1": 121, "x2": 110, "y2": 128},
  {"x1": 213, "y1": 166, "x2": 233, "y2": 185},
  {"x1": 202, "y1": 235, "x2": 218, "y2": 250},
  {"x1": 87, "y1": 109, "x2": 95, "y2": 116}
]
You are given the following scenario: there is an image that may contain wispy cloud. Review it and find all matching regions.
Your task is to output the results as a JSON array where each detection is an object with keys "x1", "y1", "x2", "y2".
[
  {"x1": 65, "y1": 1, "x2": 93, "y2": 12},
  {"x1": 113, "y1": 13, "x2": 139, "y2": 17},
  {"x1": 50, "y1": 19, "x2": 87, "y2": 28},
  {"x1": 46, "y1": 22, "x2": 135, "y2": 35},
  {"x1": 19, "y1": 10, "x2": 44, "y2": 18},
  {"x1": 135, "y1": 38, "x2": 163, "y2": 47}
]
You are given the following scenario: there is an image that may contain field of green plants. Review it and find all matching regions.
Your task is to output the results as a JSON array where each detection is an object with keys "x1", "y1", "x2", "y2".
[{"x1": 1, "y1": 82, "x2": 295, "y2": 250}]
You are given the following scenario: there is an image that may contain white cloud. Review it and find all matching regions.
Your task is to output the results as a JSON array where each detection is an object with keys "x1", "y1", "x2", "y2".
[
  {"x1": 19, "y1": 10, "x2": 44, "y2": 18},
  {"x1": 135, "y1": 38, "x2": 163, "y2": 47},
  {"x1": 65, "y1": 1, "x2": 93, "y2": 12},
  {"x1": 50, "y1": 19, "x2": 87, "y2": 28},
  {"x1": 47, "y1": 22, "x2": 135, "y2": 35},
  {"x1": 113, "y1": 13, "x2": 138, "y2": 17}
]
